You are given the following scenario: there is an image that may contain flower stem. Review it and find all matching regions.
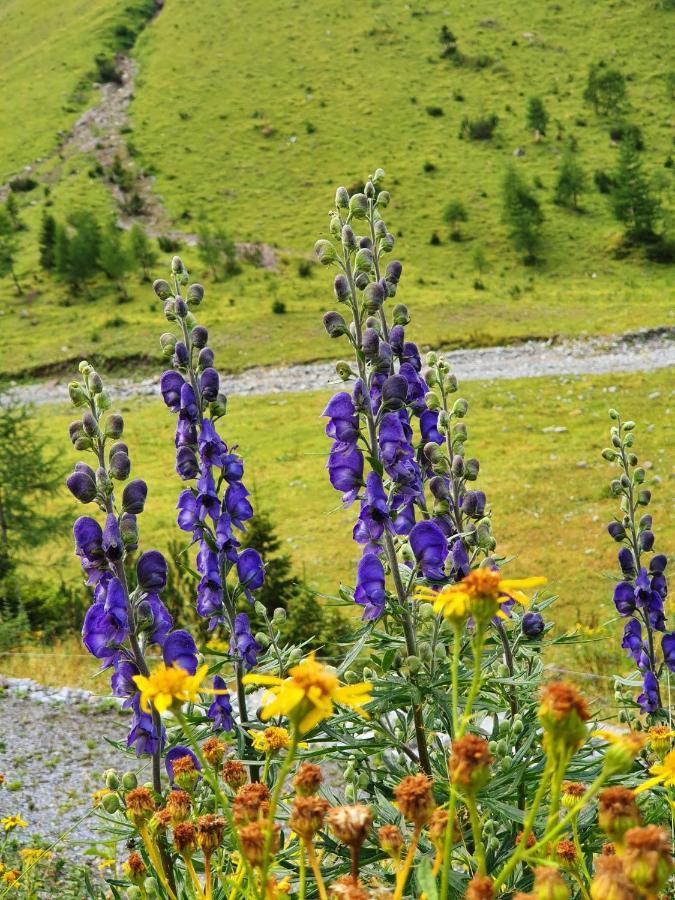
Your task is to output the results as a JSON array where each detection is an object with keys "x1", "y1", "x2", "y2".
[
  {"x1": 465, "y1": 794, "x2": 486, "y2": 875},
  {"x1": 139, "y1": 826, "x2": 178, "y2": 900},
  {"x1": 260, "y1": 728, "x2": 299, "y2": 886},
  {"x1": 304, "y1": 839, "x2": 328, "y2": 900},
  {"x1": 182, "y1": 852, "x2": 206, "y2": 900},
  {"x1": 439, "y1": 787, "x2": 458, "y2": 899},
  {"x1": 459, "y1": 626, "x2": 485, "y2": 736},
  {"x1": 393, "y1": 824, "x2": 421, "y2": 900}
]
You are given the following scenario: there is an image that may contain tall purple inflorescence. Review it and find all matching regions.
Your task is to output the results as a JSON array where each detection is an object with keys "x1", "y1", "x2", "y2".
[
  {"x1": 153, "y1": 256, "x2": 265, "y2": 723},
  {"x1": 603, "y1": 411, "x2": 671, "y2": 716}
]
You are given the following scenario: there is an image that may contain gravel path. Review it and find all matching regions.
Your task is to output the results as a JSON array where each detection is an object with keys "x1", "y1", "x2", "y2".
[
  {"x1": 0, "y1": 679, "x2": 140, "y2": 860},
  {"x1": 3, "y1": 328, "x2": 673, "y2": 408}
]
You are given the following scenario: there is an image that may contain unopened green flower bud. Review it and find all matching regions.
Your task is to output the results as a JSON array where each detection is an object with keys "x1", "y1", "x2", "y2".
[
  {"x1": 272, "y1": 607, "x2": 286, "y2": 624},
  {"x1": 377, "y1": 190, "x2": 390, "y2": 207},
  {"x1": 314, "y1": 239, "x2": 337, "y2": 266},
  {"x1": 122, "y1": 771, "x2": 138, "y2": 791},
  {"x1": 335, "y1": 186, "x2": 350, "y2": 209},
  {"x1": 153, "y1": 278, "x2": 173, "y2": 300},
  {"x1": 465, "y1": 458, "x2": 480, "y2": 480},
  {"x1": 345, "y1": 784, "x2": 356, "y2": 802},
  {"x1": 497, "y1": 664, "x2": 510, "y2": 679},
  {"x1": 626, "y1": 452, "x2": 638, "y2": 465},
  {"x1": 444, "y1": 373, "x2": 459, "y2": 393},
  {"x1": 419, "y1": 602, "x2": 435, "y2": 621},
  {"x1": 392, "y1": 303, "x2": 410, "y2": 325},
  {"x1": 254, "y1": 632, "x2": 270, "y2": 650},
  {"x1": 425, "y1": 391, "x2": 441, "y2": 411},
  {"x1": 102, "y1": 793, "x2": 120, "y2": 813},
  {"x1": 171, "y1": 255, "x2": 184, "y2": 274},
  {"x1": 143, "y1": 877, "x2": 159, "y2": 897},
  {"x1": 105, "y1": 769, "x2": 120, "y2": 790},
  {"x1": 127, "y1": 887, "x2": 142, "y2": 900},
  {"x1": 96, "y1": 390, "x2": 112, "y2": 413},
  {"x1": 608, "y1": 408, "x2": 620, "y2": 420},
  {"x1": 105, "y1": 414, "x2": 124, "y2": 439},
  {"x1": 163, "y1": 298, "x2": 176, "y2": 322},
  {"x1": 637, "y1": 489, "x2": 651, "y2": 506},
  {"x1": 341, "y1": 226, "x2": 356, "y2": 251},
  {"x1": 362, "y1": 666, "x2": 375, "y2": 680},
  {"x1": 633, "y1": 467, "x2": 645, "y2": 484},
  {"x1": 354, "y1": 247, "x2": 373, "y2": 272},
  {"x1": 372, "y1": 167, "x2": 385, "y2": 187},
  {"x1": 187, "y1": 283, "x2": 204, "y2": 307},
  {"x1": 69, "y1": 381, "x2": 87, "y2": 407},
  {"x1": 364, "y1": 180, "x2": 375, "y2": 199},
  {"x1": 329, "y1": 215, "x2": 341, "y2": 237},
  {"x1": 78, "y1": 360, "x2": 90, "y2": 374},
  {"x1": 406, "y1": 655, "x2": 422, "y2": 674},
  {"x1": 336, "y1": 360, "x2": 355, "y2": 381},
  {"x1": 210, "y1": 393, "x2": 227, "y2": 418},
  {"x1": 452, "y1": 398, "x2": 468, "y2": 418},
  {"x1": 418, "y1": 642, "x2": 432, "y2": 661},
  {"x1": 512, "y1": 718, "x2": 524, "y2": 735},
  {"x1": 253, "y1": 600, "x2": 267, "y2": 618},
  {"x1": 159, "y1": 332, "x2": 177, "y2": 358},
  {"x1": 349, "y1": 193, "x2": 368, "y2": 218}
]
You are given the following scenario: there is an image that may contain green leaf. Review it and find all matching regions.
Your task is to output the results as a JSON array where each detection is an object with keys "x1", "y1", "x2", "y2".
[{"x1": 416, "y1": 856, "x2": 438, "y2": 900}]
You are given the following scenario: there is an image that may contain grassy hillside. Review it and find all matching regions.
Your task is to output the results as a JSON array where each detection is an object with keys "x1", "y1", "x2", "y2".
[{"x1": 0, "y1": 0, "x2": 673, "y2": 380}]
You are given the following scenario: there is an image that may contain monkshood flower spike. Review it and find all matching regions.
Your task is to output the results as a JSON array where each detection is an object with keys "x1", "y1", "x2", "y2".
[
  {"x1": 602, "y1": 409, "x2": 672, "y2": 717},
  {"x1": 66, "y1": 363, "x2": 199, "y2": 789},
  {"x1": 153, "y1": 256, "x2": 265, "y2": 730},
  {"x1": 314, "y1": 170, "x2": 529, "y2": 777}
]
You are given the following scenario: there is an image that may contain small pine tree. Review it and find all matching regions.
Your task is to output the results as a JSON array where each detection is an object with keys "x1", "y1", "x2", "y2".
[
  {"x1": 527, "y1": 96, "x2": 549, "y2": 135},
  {"x1": 129, "y1": 222, "x2": 158, "y2": 280},
  {"x1": 0, "y1": 208, "x2": 21, "y2": 294},
  {"x1": 38, "y1": 212, "x2": 57, "y2": 270},
  {"x1": 54, "y1": 223, "x2": 70, "y2": 278},
  {"x1": 443, "y1": 199, "x2": 468, "y2": 240},
  {"x1": 584, "y1": 64, "x2": 626, "y2": 115},
  {"x1": 240, "y1": 511, "x2": 298, "y2": 617},
  {"x1": 99, "y1": 222, "x2": 133, "y2": 298},
  {"x1": 198, "y1": 224, "x2": 239, "y2": 280},
  {"x1": 554, "y1": 149, "x2": 588, "y2": 209},
  {"x1": 611, "y1": 138, "x2": 660, "y2": 242},
  {"x1": 502, "y1": 166, "x2": 544, "y2": 263},
  {"x1": 66, "y1": 211, "x2": 101, "y2": 292},
  {"x1": 4, "y1": 194, "x2": 21, "y2": 231},
  {"x1": 472, "y1": 245, "x2": 489, "y2": 275}
]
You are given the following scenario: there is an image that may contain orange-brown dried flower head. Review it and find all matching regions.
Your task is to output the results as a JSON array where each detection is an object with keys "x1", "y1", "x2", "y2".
[
  {"x1": 428, "y1": 808, "x2": 461, "y2": 850},
  {"x1": 123, "y1": 851, "x2": 147, "y2": 885},
  {"x1": 239, "y1": 820, "x2": 280, "y2": 868},
  {"x1": 172, "y1": 754, "x2": 199, "y2": 791},
  {"x1": 196, "y1": 814, "x2": 226, "y2": 856},
  {"x1": 223, "y1": 759, "x2": 248, "y2": 790},
  {"x1": 515, "y1": 831, "x2": 537, "y2": 849},
  {"x1": 532, "y1": 866, "x2": 570, "y2": 900},
  {"x1": 289, "y1": 795, "x2": 330, "y2": 840},
  {"x1": 326, "y1": 804, "x2": 373, "y2": 848},
  {"x1": 378, "y1": 824, "x2": 404, "y2": 859},
  {"x1": 450, "y1": 735, "x2": 493, "y2": 792},
  {"x1": 556, "y1": 839, "x2": 577, "y2": 865},
  {"x1": 539, "y1": 682, "x2": 589, "y2": 753},
  {"x1": 394, "y1": 773, "x2": 436, "y2": 825},
  {"x1": 598, "y1": 787, "x2": 641, "y2": 846},
  {"x1": 233, "y1": 782, "x2": 270, "y2": 825},
  {"x1": 294, "y1": 762, "x2": 323, "y2": 796},
  {"x1": 623, "y1": 825, "x2": 673, "y2": 894},
  {"x1": 125, "y1": 786, "x2": 156, "y2": 826},
  {"x1": 202, "y1": 737, "x2": 226, "y2": 768},
  {"x1": 561, "y1": 781, "x2": 586, "y2": 811},
  {"x1": 328, "y1": 875, "x2": 369, "y2": 900},
  {"x1": 165, "y1": 788, "x2": 192, "y2": 826},
  {"x1": 149, "y1": 806, "x2": 172, "y2": 835},
  {"x1": 590, "y1": 856, "x2": 638, "y2": 900},
  {"x1": 602, "y1": 842, "x2": 616, "y2": 856},
  {"x1": 173, "y1": 821, "x2": 197, "y2": 854},
  {"x1": 465, "y1": 874, "x2": 495, "y2": 900}
]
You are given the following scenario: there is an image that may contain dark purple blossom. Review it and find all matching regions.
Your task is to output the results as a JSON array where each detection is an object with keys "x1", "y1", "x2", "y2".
[
  {"x1": 637, "y1": 670, "x2": 660, "y2": 714},
  {"x1": 163, "y1": 629, "x2": 199, "y2": 674},
  {"x1": 230, "y1": 613, "x2": 259, "y2": 669},
  {"x1": 111, "y1": 658, "x2": 140, "y2": 704},
  {"x1": 196, "y1": 545, "x2": 224, "y2": 618},
  {"x1": 224, "y1": 481, "x2": 253, "y2": 530},
  {"x1": 176, "y1": 446, "x2": 200, "y2": 480},
  {"x1": 354, "y1": 553, "x2": 386, "y2": 620},
  {"x1": 207, "y1": 675, "x2": 233, "y2": 731},
  {"x1": 420, "y1": 410, "x2": 442, "y2": 445},
  {"x1": 179, "y1": 383, "x2": 199, "y2": 423},
  {"x1": 522, "y1": 611, "x2": 545, "y2": 638},
  {"x1": 327, "y1": 446, "x2": 364, "y2": 505},
  {"x1": 136, "y1": 550, "x2": 168, "y2": 593},
  {"x1": 391, "y1": 500, "x2": 416, "y2": 535},
  {"x1": 67, "y1": 464, "x2": 97, "y2": 503},
  {"x1": 322, "y1": 393, "x2": 360, "y2": 450},
  {"x1": 200, "y1": 367, "x2": 220, "y2": 402},
  {"x1": 662, "y1": 633, "x2": 675, "y2": 672},
  {"x1": 622, "y1": 619, "x2": 647, "y2": 666},
  {"x1": 102, "y1": 513, "x2": 123, "y2": 561},
  {"x1": 137, "y1": 594, "x2": 173, "y2": 646},
  {"x1": 353, "y1": 472, "x2": 390, "y2": 546},
  {"x1": 177, "y1": 489, "x2": 200, "y2": 532},
  {"x1": 122, "y1": 479, "x2": 148, "y2": 514},
  {"x1": 409, "y1": 520, "x2": 448, "y2": 581},
  {"x1": 613, "y1": 581, "x2": 636, "y2": 616},
  {"x1": 82, "y1": 577, "x2": 129, "y2": 660},
  {"x1": 236, "y1": 548, "x2": 265, "y2": 601},
  {"x1": 127, "y1": 696, "x2": 165, "y2": 757},
  {"x1": 73, "y1": 516, "x2": 103, "y2": 560},
  {"x1": 160, "y1": 371, "x2": 185, "y2": 412}
]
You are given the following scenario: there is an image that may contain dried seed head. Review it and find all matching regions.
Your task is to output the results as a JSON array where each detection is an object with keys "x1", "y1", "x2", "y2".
[
  {"x1": 466, "y1": 875, "x2": 495, "y2": 900},
  {"x1": 532, "y1": 866, "x2": 570, "y2": 900},
  {"x1": 289, "y1": 796, "x2": 330, "y2": 840},
  {"x1": 539, "y1": 682, "x2": 589, "y2": 753},
  {"x1": 561, "y1": 781, "x2": 586, "y2": 810},
  {"x1": 598, "y1": 787, "x2": 641, "y2": 846},
  {"x1": 173, "y1": 821, "x2": 197, "y2": 854},
  {"x1": 124, "y1": 787, "x2": 156, "y2": 826},
  {"x1": 378, "y1": 824, "x2": 404, "y2": 858},
  {"x1": 450, "y1": 735, "x2": 493, "y2": 792},
  {"x1": 328, "y1": 875, "x2": 369, "y2": 900},
  {"x1": 202, "y1": 737, "x2": 226, "y2": 768},
  {"x1": 326, "y1": 804, "x2": 373, "y2": 848},
  {"x1": 393, "y1": 773, "x2": 436, "y2": 826},
  {"x1": 233, "y1": 782, "x2": 270, "y2": 825},
  {"x1": 556, "y1": 839, "x2": 577, "y2": 865},
  {"x1": 293, "y1": 762, "x2": 323, "y2": 797},
  {"x1": 165, "y1": 789, "x2": 192, "y2": 826},
  {"x1": 623, "y1": 825, "x2": 673, "y2": 894},
  {"x1": 223, "y1": 759, "x2": 248, "y2": 790},
  {"x1": 239, "y1": 820, "x2": 280, "y2": 868},
  {"x1": 196, "y1": 814, "x2": 226, "y2": 857},
  {"x1": 123, "y1": 852, "x2": 147, "y2": 885},
  {"x1": 590, "y1": 856, "x2": 638, "y2": 900}
]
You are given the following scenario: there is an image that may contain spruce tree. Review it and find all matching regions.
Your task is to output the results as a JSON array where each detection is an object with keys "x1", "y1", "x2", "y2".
[
  {"x1": 501, "y1": 166, "x2": 544, "y2": 262},
  {"x1": 99, "y1": 222, "x2": 133, "y2": 298},
  {"x1": 66, "y1": 211, "x2": 101, "y2": 292},
  {"x1": 38, "y1": 212, "x2": 57, "y2": 270},
  {"x1": 0, "y1": 208, "x2": 21, "y2": 294},
  {"x1": 129, "y1": 222, "x2": 158, "y2": 280},
  {"x1": 527, "y1": 96, "x2": 549, "y2": 135},
  {"x1": 611, "y1": 138, "x2": 660, "y2": 242},
  {"x1": 554, "y1": 149, "x2": 588, "y2": 209},
  {"x1": 443, "y1": 199, "x2": 468, "y2": 240}
]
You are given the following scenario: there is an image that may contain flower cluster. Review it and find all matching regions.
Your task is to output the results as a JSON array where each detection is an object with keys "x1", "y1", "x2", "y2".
[
  {"x1": 66, "y1": 362, "x2": 200, "y2": 760},
  {"x1": 602, "y1": 411, "x2": 672, "y2": 714},
  {"x1": 155, "y1": 257, "x2": 265, "y2": 673}
]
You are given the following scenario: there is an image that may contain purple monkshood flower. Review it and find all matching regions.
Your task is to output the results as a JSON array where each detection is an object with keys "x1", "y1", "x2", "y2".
[
  {"x1": 237, "y1": 548, "x2": 265, "y2": 601},
  {"x1": 136, "y1": 550, "x2": 168, "y2": 593},
  {"x1": 391, "y1": 500, "x2": 416, "y2": 536},
  {"x1": 637, "y1": 670, "x2": 660, "y2": 714},
  {"x1": 327, "y1": 445, "x2": 364, "y2": 505},
  {"x1": 354, "y1": 553, "x2": 386, "y2": 620},
  {"x1": 420, "y1": 410, "x2": 443, "y2": 445},
  {"x1": 176, "y1": 446, "x2": 200, "y2": 480},
  {"x1": 111, "y1": 658, "x2": 140, "y2": 705},
  {"x1": 180, "y1": 383, "x2": 199, "y2": 423},
  {"x1": 196, "y1": 470, "x2": 221, "y2": 522},
  {"x1": 165, "y1": 746, "x2": 201, "y2": 783},
  {"x1": 398, "y1": 362, "x2": 427, "y2": 414},
  {"x1": 662, "y1": 632, "x2": 675, "y2": 672},
  {"x1": 207, "y1": 675, "x2": 233, "y2": 732},
  {"x1": 196, "y1": 545, "x2": 224, "y2": 619},
  {"x1": 618, "y1": 547, "x2": 636, "y2": 578},
  {"x1": 352, "y1": 379, "x2": 371, "y2": 415},
  {"x1": 137, "y1": 594, "x2": 173, "y2": 646},
  {"x1": 67, "y1": 464, "x2": 97, "y2": 504},
  {"x1": 230, "y1": 613, "x2": 259, "y2": 669},
  {"x1": 200, "y1": 367, "x2": 220, "y2": 403},
  {"x1": 163, "y1": 629, "x2": 199, "y2": 674},
  {"x1": 102, "y1": 513, "x2": 123, "y2": 561},
  {"x1": 160, "y1": 370, "x2": 185, "y2": 413},
  {"x1": 522, "y1": 611, "x2": 545, "y2": 638},
  {"x1": 177, "y1": 489, "x2": 200, "y2": 532},
  {"x1": 409, "y1": 520, "x2": 448, "y2": 581},
  {"x1": 378, "y1": 412, "x2": 422, "y2": 499},
  {"x1": 622, "y1": 619, "x2": 647, "y2": 666},
  {"x1": 224, "y1": 482, "x2": 254, "y2": 530},
  {"x1": 128, "y1": 696, "x2": 165, "y2": 757},
  {"x1": 82, "y1": 577, "x2": 129, "y2": 661},
  {"x1": 198, "y1": 419, "x2": 228, "y2": 468},
  {"x1": 322, "y1": 393, "x2": 360, "y2": 450},
  {"x1": 448, "y1": 539, "x2": 471, "y2": 581},
  {"x1": 73, "y1": 516, "x2": 103, "y2": 559},
  {"x1": 353, "y1": 472, "x2": 390, "y2": 546},
  {"x1": 614, "y1": 568, "x2": 666, "y2": 630}
]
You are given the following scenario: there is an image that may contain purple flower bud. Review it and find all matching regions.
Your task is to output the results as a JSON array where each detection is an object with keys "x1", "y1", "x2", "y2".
[
  {"x1": 175, "y1": 297, "x2": 188, "y2": 318},
  {"x1": 73, "y1": 516, "x2": 103, "y2": 559},
  {"x1": 354, "y1": 271, "x2": 370, "y2": 291},
  {"x1": 522, "y1": 611, "x2": 545, "y2": 638},
  {"x1": 230, "y1": 613, "x2": 259, "y2": 669},
  {"x1": 607, "y1": 521, "x2": 626, "y2": 542},
  {"x1": 429, "y1": 476, "x2": 450, "y2": 501},
  {"x1": 363, "y1": 281, "x2": 385, "y2": 312},
  {"x1": 381, "y1": 375, "x2": 408, "y2": 410},
  {"x1": 409, "y1": 520, "x2": 448, "y2": 580},
  {"x1": 136, "y1": 550, "x2": 168, "y2": 593},
  {"x1": 176, "y1": 446, "x2": 199, "y2": 480},
  {"x1": 192, "y1": 325, "x2": 208, "y2": 348},
  {"x1": 160, "y1": 371, "x2": 185, "y2": 412},
  {"x1": 198, "y1": 347, "x2": 215, "y2": 369},
  {"x1": 82, "y1": 411, "x2": 97, "y2": 436},
  {"x1": 358, "y1": 236, "x2": 373, "y2": 250},
  {"x1": 389, "y1": 324, "x2": 405, "y2": 356},
  {"x1": 153, "y1": 278, "x2": 173, "y2": 300},
  {"x1": 362, "y1": 327, "x2": 380, "y2": 362},
  {"x1": 102, "y1": 513, "x2": 123, "y2": 561},
  {"x1": 663, "y1": 633, "x2": 675, "y2": 672},
  {"x1": 354, "y1": 553, "x2": 386, "y2": 620},
  {"x1": 119, "y1": 512, "x2": 138, "y2": 549},
  {"x1": 236, "y1": 548, "x2": 265, "y2": 599},
  {"x1": 639, "y1": 530, "x2": 654, "y2": 552},
  {"x1": 334, "y1": 274, "x2": 350, "y2": 301},
  {"x1": 200, "y1": 367, "x2": 220, "y2": 402},
  {"x1": 386, "y1": 260, "x2": 403, "y2": 283},
  {"x1": 163, "y1": 629, "x2": 198, "y2": 674},
  {"x1": 67, "y1": 464, "x2": 97, "y2": 503},
  {"x1": 105, "y1": 413, "x2": 124, "y2": 439},
  {"x1": 207, "y1": 675, "x2": 233, "y2": 732},
  {"x1": 109, "y1": 451, "x2": 131, "y2": 481},
  {"x1": 618, "y1": 547, "x2": 636, "y2": 577},
  {"x1": 613, "y1": 581, "x2": 636, "y2": 616},
  {"x1": 323, "y1": 311, "x2": 349, "y2": 338},
  {"x1": 109, "y1": 441, "x2": 129, "y2": 459},
  {"x1": 650, "y1": 554, "x2": 667, "y2": 574},
  {"x1": 637, "y1": 670, "x2": 660, "y2": 713},
  {"x1": 187, "y1": 283, "x2": 204, "y2": 306},
  {"x1": 174, "y1": 341, "x2": 189, "y2": 367},
  {"x1": 122, "y1": 479, "x2": 148, "y2": 515}
]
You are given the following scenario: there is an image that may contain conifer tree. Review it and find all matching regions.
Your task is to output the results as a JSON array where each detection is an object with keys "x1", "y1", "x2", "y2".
[
  {"x1": 611, "y1": 138, "x2": 660, "y2": 242},
  {"x1": 38, "y1": 212, "x2": 57, "y2": 270},
  {"x1": 502, "y1": 166, "x2": 544, "y2": 262},
  {"x1": 554, "y1": 149, "x2": 588, "y2": 209},
  {"x1": 527, "y1": 96, "x2": 549, "y2": 135}
]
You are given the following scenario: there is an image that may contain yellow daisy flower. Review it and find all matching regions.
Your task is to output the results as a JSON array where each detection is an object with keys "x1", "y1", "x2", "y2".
[
  {"x1": 19, "y1": 848, "x2": 52, "y2": 865},
  {"x1": 416, "y1": 569, "x2": 546, "y2": 624},
  {"x1": 248, "y1": 726, "x2": 292, "y2": 754},
  {"x1": 635, "y1": 748, "x2": 675, "y2": 795},
  {"x1": 593, "y1": 729, "x2": 648, "y2": 775},
  {"x1": 1, "y1": 815, "x2": 27, "y2": 833},
  {"x1": 133, "y1": 663, "x2": 229, "y2": 714},
  {"x1": 647, "y1": 725, "x2": 675, "y2": 758},
  {"x1": 242, "y1": 653, "x2": 372, "y2": 734}
]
